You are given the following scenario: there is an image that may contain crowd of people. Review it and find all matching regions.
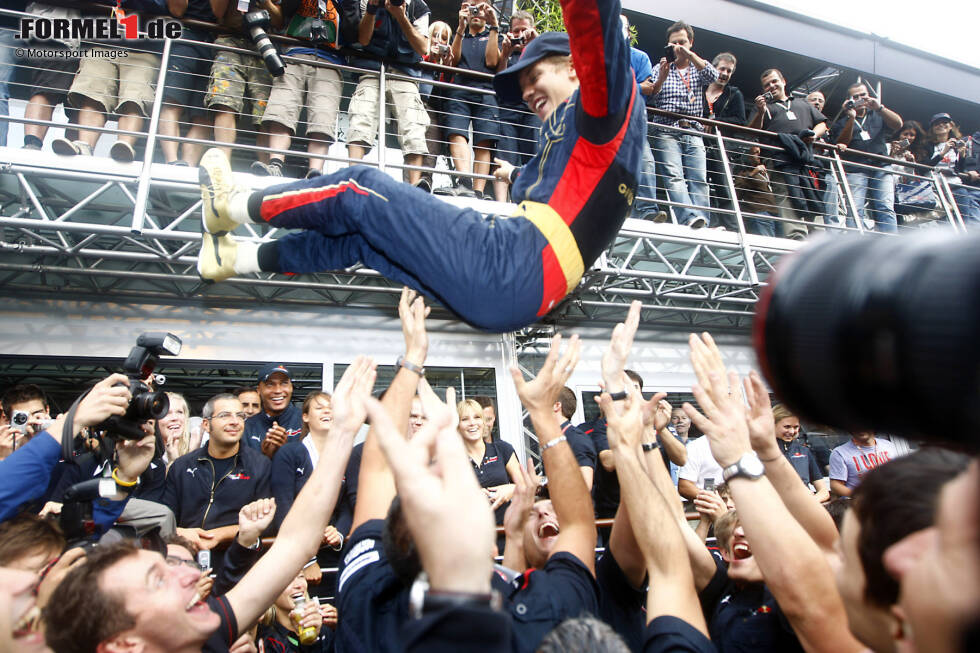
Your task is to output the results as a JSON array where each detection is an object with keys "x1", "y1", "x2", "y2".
[
  {"x1": 1, "y1": 1, "x2": 977, "y2": 231},
  {"x1": 1, "y1": 291, "x2": 977, "y2": 653}
]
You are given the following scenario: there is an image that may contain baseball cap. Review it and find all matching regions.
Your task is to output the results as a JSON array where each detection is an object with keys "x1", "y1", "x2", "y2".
[
  {"x1": 257, "y1": 363, "x2": 291, "y2": 383},
  {"x1": 493, "y1": 32, "x2": 571, "y2": 105},
  {"x1": 929, "y1": 112, "x2": 953, "y2": 126}
]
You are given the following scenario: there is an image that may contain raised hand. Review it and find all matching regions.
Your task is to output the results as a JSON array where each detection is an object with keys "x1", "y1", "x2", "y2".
[
  {"x1": 115, "y1": 434, "x2": 157, "y2": 483},
  {"x1": 399, "y1": 287, "x2": 429, "y2": 365},
  {"x1": 600, "y1": 301, "x2": 641, "y2": 394},
  {"x1": 597, "y1": 388, "x2": 644, "y2": 452},
  {"x1": 74, "y1": 373, "x2": 132, "y2": 429},
  {"x1": 510, "y1": 333, "x2": 580, "y2": 416},
  {"x1": 330, "y1": 356, "x2": 376, "y2": 437},
  {"x1": 237, "y1": 498, "x2": 276, "y2": 548},
  {"x1": 365, "y1": 389, "x2": 494, "y2": 594},
  {"x1": 502, "y1": 457, "x2": 539, "y2": 543},
  {"x1": 641, "y1": 395, "x2": 671, "y2": 431},
  {"x1": 682, "y1": 332, "x2": 752, "y2": 468},
  {"x1": 743, "y1": 370, "x2": 780, "y2": 460}
]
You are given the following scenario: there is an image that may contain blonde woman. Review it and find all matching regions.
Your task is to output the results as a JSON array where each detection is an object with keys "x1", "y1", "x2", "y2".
[
  {"x1": 457, "y1": 399, "x2": 521, "y2": 524},
  {"x1": 772, "y1": 404, "x2": 829, "y2": 503},
  {"x1": 158, "y1": 392, "x2": 196, "y2": 465}
]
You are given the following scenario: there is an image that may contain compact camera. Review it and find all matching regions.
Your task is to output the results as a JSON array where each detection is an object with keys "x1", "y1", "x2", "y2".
[
  {"x1": 9, "y1": 410, "x2": 29, "y2": 434},
  {"x1": 469, "y1": 5, "x2": 480, "y2": 16},
  {"x1": 434, "y1": 43, "x2": 450, "y2": 55},
  {"x1": 664, "y1": 44, "x2": 676, "y2": 62},
  {"x1": 762, "y1": 91, "x2": 775, "y2": 102},
  {"x1": 510, "y1": 34, "x2": 526, "y2": 47}
]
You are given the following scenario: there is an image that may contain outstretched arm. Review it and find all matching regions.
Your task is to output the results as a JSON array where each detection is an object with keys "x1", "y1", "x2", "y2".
[
  {"x1": 600, "y1": 390, "x2": 707, "y2": 635},
  {"x1": 742, "y1": 371, "x2": 839, "y2": 552},
  {"x1": 511, "y1": 334, "x2": 595, "y2": 573},
  {"x1": 226, "y1": 357, "x2": 376, "y2": 630},
  {"x1": 351, "y1": 288, "x2": 430, "y2": 533},
  {"x1": 562, "y1": 0, "x2": 632, "y2": 119},
  {"x1": 683, "y1": 333, "x2": 863, "y2": 653}
]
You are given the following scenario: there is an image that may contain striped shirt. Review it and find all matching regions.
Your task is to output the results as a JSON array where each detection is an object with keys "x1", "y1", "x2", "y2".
[{"x1": 652, "y1": 61, "x2": 718, "y2": 130}]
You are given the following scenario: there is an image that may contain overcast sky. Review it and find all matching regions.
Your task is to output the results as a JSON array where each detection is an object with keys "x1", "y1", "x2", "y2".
[{"x1": 760, "y1": 0, "x2": 980, "y2": 70}]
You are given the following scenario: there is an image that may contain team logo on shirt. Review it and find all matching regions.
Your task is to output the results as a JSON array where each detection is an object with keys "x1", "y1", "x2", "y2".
[
  {"x1": 186, "y1": 467, "x2": 198, "y2": 477},
  {"x1": 485, "y1": 455, "x2": 499, "y2": 464},
  {"x1": 227, "y1": 473, "x2": 251, "y2": 481}
]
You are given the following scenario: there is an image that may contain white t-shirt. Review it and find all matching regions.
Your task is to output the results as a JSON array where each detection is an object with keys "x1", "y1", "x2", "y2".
[
  {"x1": 677, "y1": 436, "x2": 724, "y2": 488},
  {"x1": 829, "y1": 438, "x2": 900, "y2": 490}
]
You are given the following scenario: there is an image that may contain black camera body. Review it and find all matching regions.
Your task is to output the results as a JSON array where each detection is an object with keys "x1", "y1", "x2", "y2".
[
  {"x1": 844, "y1": 99, "x2": 856, "y2": 110},
  {"x1": 664, "y1": 44, "x2": 675, "y2": 62},
  {"x1": 244, "y1": 9, "x2": 286, "y2": 77},
  {"x1": 762, "y1": 91, "x2": 775, "y2": 103},
  {"x1": 511, "y1": 34, "x2": 525, "y2": 47},
  {"x1": 98, "y1": 332, "x2": 181, "y2": 440}
]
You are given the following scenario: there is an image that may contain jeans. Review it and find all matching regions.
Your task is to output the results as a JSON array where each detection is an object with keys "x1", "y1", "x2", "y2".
[
  {"x1": 0, "y1": 31, "x2": 18, "y2": 147},
  {"x1": 633, "y1": 137, "x2": 659, "y2": 218},
  {"x1": 822, "y1": 170, "x2": 841, "y2": 227},
  {"x1": 746, "y1": 211, "x2": 777, "y2": 238},
  {"x1": 652, "y1": 129, "x2": 709, "y2": 225},
  {"x1": 953, "y1": 184, "x2": 980, "y2": 226},
  {"x1": 845, "y1": 168, "x2": 897, "y2": 233}
]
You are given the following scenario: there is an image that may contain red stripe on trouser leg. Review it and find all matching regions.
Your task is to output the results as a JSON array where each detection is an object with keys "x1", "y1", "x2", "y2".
[
  {"x1": 259, "y1": 182, "x2": 370, "y2": 222},
  {"x1": 537, "y1": 245, "x2": 566, "y2": 317}
]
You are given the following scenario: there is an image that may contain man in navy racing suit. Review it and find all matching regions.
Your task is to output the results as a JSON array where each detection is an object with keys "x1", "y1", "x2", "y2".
[{"x1": 197, "y1": 0, "x2": 645, "y2": 333}]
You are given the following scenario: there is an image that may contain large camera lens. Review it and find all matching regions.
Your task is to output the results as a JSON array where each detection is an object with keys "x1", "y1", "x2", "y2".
[
  {"x1": 130, "y1": 388, "x2": 170, "y2": 422},
  {"x1": 753, "y1": 231, "x2": 980, "y2": 443},
  {"x1": 244, "y1": 10, "x2": 286, "y2": 77}
]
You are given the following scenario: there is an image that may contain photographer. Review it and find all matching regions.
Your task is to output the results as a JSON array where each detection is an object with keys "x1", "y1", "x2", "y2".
[
  {"x1": 747, "y1": 68, "x2": 827, "y2": 239},
  {"x1": 491, "y1": 10, "x2": 539, "y2": 202},
  {"x1": 830, "y1": 82, "x2": 903, "y2": 233},
  {"x1": 253, "y1": 0, "x2": 354, "y2": 178},
  {"x1": 0, "y1": 384, "x2": 51, "y2": 460},
  {"x1": 443, "y1": 1, "x2": 501, "y2": 198},
  {"x1": 953, "y1": 129, "x2": 980, "y2": 225},
  {"x1": 206, "y1": 0, "x2": 282, "y2": 164},
  {"x1": 0, "y1": 374, "x2": 155, "y2": 525}
]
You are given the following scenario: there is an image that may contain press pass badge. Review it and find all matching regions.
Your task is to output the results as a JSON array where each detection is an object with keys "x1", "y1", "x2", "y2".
[
  {"x1": 785, "y1": 110, "x2": 797, "y2": 121},
  {"x1": 239, "y1": 0, "x2": 250, "y2": 12},
  {"x1": 197, "y1": 550, "x2": 211, "y2": 571},
  {"x1": 860, "y1": 130, "x2": 871, "y2": 141}
]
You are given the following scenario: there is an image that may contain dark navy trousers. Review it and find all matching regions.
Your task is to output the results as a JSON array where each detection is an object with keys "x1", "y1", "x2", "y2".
[{"x1": 260, "y1": 166, "x2": 550, "y2": 332}]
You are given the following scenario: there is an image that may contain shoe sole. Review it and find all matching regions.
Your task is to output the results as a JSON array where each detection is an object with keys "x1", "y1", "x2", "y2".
[
  {"x1": 199, "y1": 149, "x2": 239, "y2": 236},
  {"x1": 110, "y1": 142, "x2": 135, "y2": 163},
  {"x1": 51, "y1": 139, "x2": 77, "y2": 156},
  {"x1": 197, "y1": 232, "x2": 236, "y2": 281}
]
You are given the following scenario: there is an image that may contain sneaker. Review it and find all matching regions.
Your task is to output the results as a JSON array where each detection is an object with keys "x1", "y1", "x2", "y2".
[
  {"x1": 52, "y1": 138, "x2": 92, "y2": 156},
  {"x1": 643, "y1": 211, "x2": 670, "y2": 224},
  {"x1": 454, "y1": 183, "x2": 477, "y2": 199},
  {"x1": 432, "y1": 185, "x2": 456, "y2": 196},
  {"x1": 250, "y1": 159, "x2": 283, "y2": 177},
  {"x1": 413, "y1": 177, "x2": 432, "y2": 194},
  {"x1": 305, "y1": 167, "x2": 321, "y2": 180},
  {"x1": 199, "y1": 148, "x2": 243, "y2": 235},
  {"x1": 110, "y1": 140, "x2": 136, "y2": 163},
  {"x1": 22, "y1": 135, "x2": 42, "y2": 150},
  {"x1": 197, "y1": 232, "x2": 238, "y2": 281},
  {"x1": 688, "y1": 216, "x2": 708, "y2": 230}
]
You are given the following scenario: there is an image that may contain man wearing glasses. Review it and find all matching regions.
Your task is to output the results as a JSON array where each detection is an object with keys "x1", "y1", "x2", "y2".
[{"x1": 158, "y1": 393, "x2": 272, "y2": 569}]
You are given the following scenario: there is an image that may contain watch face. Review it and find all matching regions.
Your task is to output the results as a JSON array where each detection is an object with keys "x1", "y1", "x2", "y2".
[{"x1": 742, "y1": 453, "x2": 765, "y2": 477}]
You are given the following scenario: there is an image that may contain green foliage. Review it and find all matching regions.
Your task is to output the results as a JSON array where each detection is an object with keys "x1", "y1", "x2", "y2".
[{"x1": 516, "y1": 1, "x2": 637, "y2": 44}]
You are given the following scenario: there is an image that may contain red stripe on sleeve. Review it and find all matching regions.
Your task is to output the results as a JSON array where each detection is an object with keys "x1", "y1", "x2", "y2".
[
  {"x1": 548, "y1": 83, "x2": 636, "y2": 222},
  {"x1": 260, "y1": 181, "x2": 370, "y2": 222},
  {"x1": 563, "y1": 1, "x2": 608, "y2": 117}
]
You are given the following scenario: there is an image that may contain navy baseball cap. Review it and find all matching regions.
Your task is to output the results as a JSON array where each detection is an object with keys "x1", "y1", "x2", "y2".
[
  {"x1": 929, "y1": 112, "x2": 953, "y2": 126},
  {"x1": 493, "y1": 32, "x2": 571, "y2": 105},
  {"x1": 258, "y1": 363, "x2": 291, "y2": 383}
]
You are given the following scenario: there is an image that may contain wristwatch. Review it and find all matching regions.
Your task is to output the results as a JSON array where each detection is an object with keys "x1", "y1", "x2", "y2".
[
  {"x1": 721, "y1": 452, "x2": 765, "y2": 483},
  {"x1": 396, "y1": 355, "x2": 425, "y2": 377},
  {"x1": 409, "y1": 572, "x2": 502, "y2": 619}
]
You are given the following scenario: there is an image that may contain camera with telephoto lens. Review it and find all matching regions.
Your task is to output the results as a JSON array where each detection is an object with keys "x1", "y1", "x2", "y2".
[
  {"x1": 753, "y1": 231, "x2": 980, "y2": 447},
  {"x1": 244, "y1": 9, "x2": 285, "y2": 77},
  {"x1": 96, "y1": 332, "x2": 182, "y2": 440}
]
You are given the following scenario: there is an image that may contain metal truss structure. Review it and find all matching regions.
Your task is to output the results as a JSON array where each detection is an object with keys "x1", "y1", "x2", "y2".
[{"x1": 0, "y1": 148, "x2": 797, "y2": 335}]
